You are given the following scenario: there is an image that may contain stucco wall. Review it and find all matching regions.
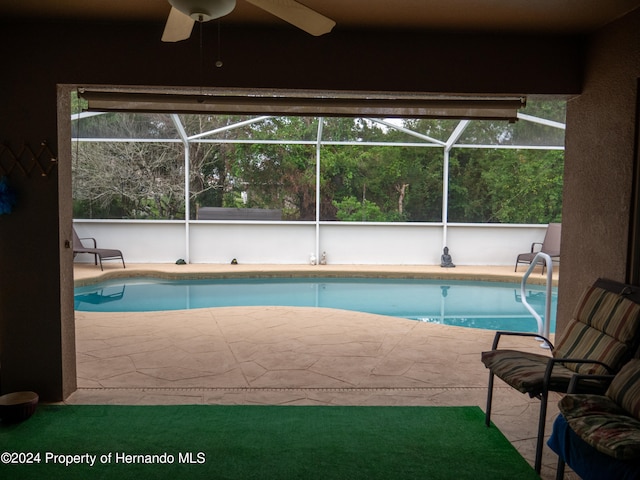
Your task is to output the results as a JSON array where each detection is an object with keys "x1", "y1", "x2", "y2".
[
  {"x1": 72, "y1": 221, "x2": 548, "y2": 266},
  {"x1": 557, "y1": 9, "x2": 640, "y2": 332}
]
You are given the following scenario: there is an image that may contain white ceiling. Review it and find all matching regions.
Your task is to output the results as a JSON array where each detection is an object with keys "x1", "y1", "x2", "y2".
[{"x1": 2, "y1": 0, "x2": 639, "y2": 33}]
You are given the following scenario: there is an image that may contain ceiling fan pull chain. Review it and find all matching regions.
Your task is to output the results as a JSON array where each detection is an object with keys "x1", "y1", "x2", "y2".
[
  {"x1": 199, "y1": 16, "x2": 204, "y2": 93},
  {"x1": 216, "y1": 20, "x2": 223, "y2": 68}
]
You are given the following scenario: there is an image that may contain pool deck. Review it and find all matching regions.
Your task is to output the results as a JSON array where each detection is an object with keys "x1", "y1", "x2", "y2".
[{"x1": 69, "y1": 263, "x2": 572, "y2": 479}]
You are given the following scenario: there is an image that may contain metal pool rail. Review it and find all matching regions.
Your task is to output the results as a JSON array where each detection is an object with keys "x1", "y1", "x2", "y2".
[{"x1": 520, "y1": 252, "x2": 553, "y2": 346}]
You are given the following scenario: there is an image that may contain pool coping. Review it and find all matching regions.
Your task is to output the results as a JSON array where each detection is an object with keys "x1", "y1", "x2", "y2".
[{"x1": 73, "y1": 263, "x2": 559, "y2": 288}]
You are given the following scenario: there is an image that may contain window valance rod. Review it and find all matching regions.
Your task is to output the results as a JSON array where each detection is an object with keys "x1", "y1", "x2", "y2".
[{"x1": 78, "y1": 88, "x2": 526, "y2": 121}]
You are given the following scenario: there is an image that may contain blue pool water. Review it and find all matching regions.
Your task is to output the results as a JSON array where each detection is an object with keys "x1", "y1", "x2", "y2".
[{"x1": 74, "y1": 277, "x2": 557, "y2": 333}]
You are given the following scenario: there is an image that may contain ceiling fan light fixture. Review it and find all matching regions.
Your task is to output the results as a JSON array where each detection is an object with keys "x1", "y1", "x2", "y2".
[{"x1": 169, "y1": 0, "x2": 236, "y2": 22}]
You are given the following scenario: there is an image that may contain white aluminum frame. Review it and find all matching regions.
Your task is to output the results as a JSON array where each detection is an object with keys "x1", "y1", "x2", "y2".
[{"x1": 72, "y1": 111, "x2": 565, "y2": 263}]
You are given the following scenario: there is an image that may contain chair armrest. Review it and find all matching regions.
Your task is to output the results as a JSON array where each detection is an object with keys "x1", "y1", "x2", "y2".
[
  {"x1": 530, "y1": 242, "x2": 543, "y2": 253},
  {"x1": 543, "y1": 357, "x2": 616, "y2": 392},
  {"x1": 547, "y1": 358, "x2": 615, "y2": 373},
  {"x1": 491, "y1": 330, "x2": 555, "y2": 350},
  {"x1": 79, "y1": 236, "x2": 97, "y2": 248},
  {"x1": 567, "y1": 374, "x2": 615, "y2": 393}
]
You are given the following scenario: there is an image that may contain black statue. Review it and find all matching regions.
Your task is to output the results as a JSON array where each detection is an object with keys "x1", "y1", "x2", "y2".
[{"x1": 441, "y1": 246, "x2": 455, "y2": 268}]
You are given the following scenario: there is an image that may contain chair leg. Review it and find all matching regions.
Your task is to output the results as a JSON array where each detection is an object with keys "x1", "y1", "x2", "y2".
[
  {"x1": 555, "y1": 456, "x2": 566, "y2": 480},
  {"x1": 485, "y1": 370, "x2": 495, "y2": 427},
  {"x1": 534, "y1": 390, "x2": 549, "y2": 474}
]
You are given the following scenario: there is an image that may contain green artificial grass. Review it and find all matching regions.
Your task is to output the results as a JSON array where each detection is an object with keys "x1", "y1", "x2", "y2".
[{"x1": 0, "y1": 405, "x2": 538, "y2": 479}]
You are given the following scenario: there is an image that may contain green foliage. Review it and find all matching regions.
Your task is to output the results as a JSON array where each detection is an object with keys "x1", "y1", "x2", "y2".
[
  {"x1": 448, "y1": 148, "x2": 563, "y2": 223},
  {"x1": 333, "y1": 196, "x2": 402, "y2": 222},
  {"x1": 224, "y1": 118, "x2": 318, "y2": 219},
  {"x1": 72, "y1": 102, "x2": 565, "y2": 224}
]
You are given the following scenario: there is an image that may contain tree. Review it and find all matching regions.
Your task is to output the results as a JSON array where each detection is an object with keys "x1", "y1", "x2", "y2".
[
  {"x1": 71, "y1": 100, "x2": 565, "y2": 224},
  {"x1": 179, "y1": 114, "x2": 244, "y2": 219},
  {"x1": 73, "y1": 140, "x2": 184, "y2": 219},
  {"x1": 230, "y1": 117, "x2": 318, "y2": 220},
  {"x1": 448, "y1": 148, "x2": 563, "y2": 223},
  {"x1": 73, "y1": 112, "x2": 247, "y2": 220},
  {"x1": 333, "y1": 196, "x2": 390, "y2": 221}
]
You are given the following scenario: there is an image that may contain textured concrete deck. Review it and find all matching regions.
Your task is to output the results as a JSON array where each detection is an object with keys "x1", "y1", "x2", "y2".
[{"x1": 69, "y1": 263, "x2": 572, "y2": 479}]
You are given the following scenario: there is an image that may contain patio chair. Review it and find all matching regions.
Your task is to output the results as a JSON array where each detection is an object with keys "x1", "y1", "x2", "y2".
[
  {"x1": 548, "y1": 358, "x2": 640, "y2": 480},
  {"x1": 515, "y1": 223, "x2": 561, "y2": 273},
  {"x1": 72, "y1": 227, "x2": 125, "y2": 271},
  {"x1": 481, "y1": 278, "x2": 640, "y2": 474}
]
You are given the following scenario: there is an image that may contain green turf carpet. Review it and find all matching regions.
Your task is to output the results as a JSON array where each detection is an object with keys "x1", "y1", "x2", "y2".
[{"x1": 0, "y1": 405, "x2": 538, "y2": 479}]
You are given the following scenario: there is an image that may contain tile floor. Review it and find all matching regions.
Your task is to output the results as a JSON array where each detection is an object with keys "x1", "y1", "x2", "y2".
[{"x1": 69, "y1": 263, "x2": 574, "y2": 479}]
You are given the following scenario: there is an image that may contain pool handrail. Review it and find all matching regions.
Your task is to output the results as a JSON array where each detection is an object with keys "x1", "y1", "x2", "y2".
[{"x1": 520, "y1": 252, "x2": 553, "y2": 347}]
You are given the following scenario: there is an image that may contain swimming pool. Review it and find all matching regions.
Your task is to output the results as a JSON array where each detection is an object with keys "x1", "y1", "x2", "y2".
[{"x1": 74, "y1": 277, "x2": 557, "y2": 333}]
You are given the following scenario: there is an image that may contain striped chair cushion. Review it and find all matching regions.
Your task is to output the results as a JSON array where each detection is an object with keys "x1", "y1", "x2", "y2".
[
  {"x1": 554, "y1": 286, "x2": 640, "y2": 375},
  {"x1": 606, "y1": 359, "x2": 640, "y2": 420},
  {"x1": 480, "y1": 349, "x2": 575, "y2": 394}
]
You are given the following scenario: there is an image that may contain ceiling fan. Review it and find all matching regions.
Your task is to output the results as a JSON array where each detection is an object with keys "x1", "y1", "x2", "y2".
[{"x1": 162, "y1": 0, "x2": 336, "y2": 42}]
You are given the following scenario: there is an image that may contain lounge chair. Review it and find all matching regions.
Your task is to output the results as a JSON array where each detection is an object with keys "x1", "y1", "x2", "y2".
[
  {"x1": 515, "y1": 223, "x2": 561, "y2": 273},
  {"x1": 481, "y1": 278, "x2": 640, "y2": 474},
  {"x1": 72, "y1": 227, "x2": 125, "y2": 271}
]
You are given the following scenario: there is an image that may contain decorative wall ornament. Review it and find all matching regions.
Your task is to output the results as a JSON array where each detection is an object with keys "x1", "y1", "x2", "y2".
[
  {"x1": 0, "y1": 176, "x2": 17, "y2": 214},
  {"x1": 0, "y1": 141, "x2": 58, "y2": 177}
]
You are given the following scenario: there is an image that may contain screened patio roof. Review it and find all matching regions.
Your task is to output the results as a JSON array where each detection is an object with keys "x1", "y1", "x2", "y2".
[{"x1": 72, "y1": 103, "x2": 565, "y2": 151}]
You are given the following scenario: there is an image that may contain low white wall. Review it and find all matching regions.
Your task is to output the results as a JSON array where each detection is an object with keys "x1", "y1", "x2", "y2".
[
  {"x1": 190, "y1": 222, "x2": 315, "y2": 264},
  {"x1": 74, "y1": 221, "x2": 185, "y2": 263},
  {"x1": 446, "y1": 224, "x2": 545, "y2": 266},
  {"x1": 319, "y1": 223, "x2": 441, "y2": 265},
  {"x1": 73, "y1": 220, "x2": 550, "y2": 266}
]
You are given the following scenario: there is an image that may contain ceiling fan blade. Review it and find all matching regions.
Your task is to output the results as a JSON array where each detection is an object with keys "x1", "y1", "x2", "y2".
[
  {"x1": 162, "y1": 6, "x2": 195, "y2": 42},
  {"x1": 245, "y1": 0, "x2": 335, "y2": 36}
]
